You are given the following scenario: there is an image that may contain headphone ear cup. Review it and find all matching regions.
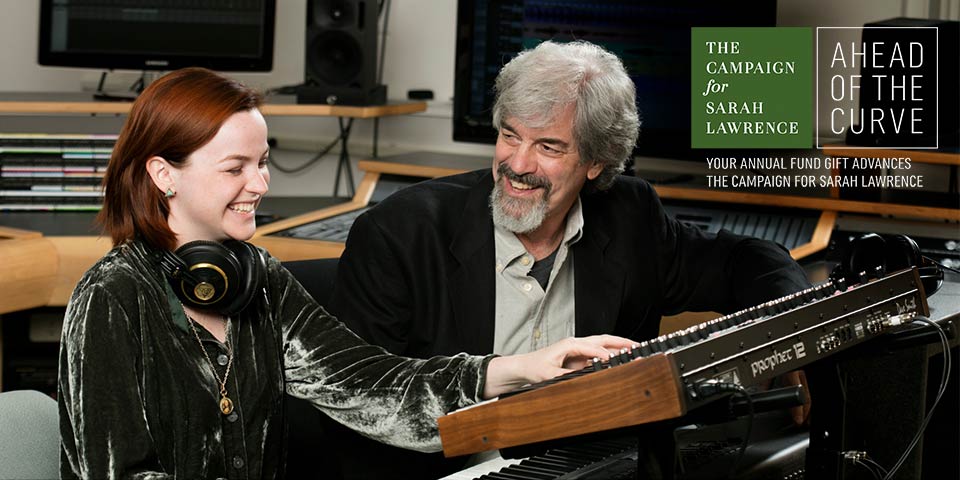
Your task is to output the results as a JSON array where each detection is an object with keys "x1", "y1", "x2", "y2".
[
  {"x1": 172, "y1": 240, "x2": 244, "y2": 312},
  {"x1": 841, "y1": 233, "x2": 887, "y2": 282},
  {"x1": 220, "y1": 240, "x2": 266, "y2": 315},
  {"x1": 917, "y1": 256, "x2": 945, "y2": 297},
  {"x1": 883, "y1": 234, "x2": 922, "y2": 272}
]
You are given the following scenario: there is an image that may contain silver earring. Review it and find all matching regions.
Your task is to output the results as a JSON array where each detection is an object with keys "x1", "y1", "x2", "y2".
[{"x1": 165, "y1": 188, "x2": 176, "y2": 198}]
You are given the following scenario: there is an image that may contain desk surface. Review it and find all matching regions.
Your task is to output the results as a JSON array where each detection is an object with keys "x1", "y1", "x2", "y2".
[{"x1": 0, "y1": 92, "x2": 427, "y2": 118}]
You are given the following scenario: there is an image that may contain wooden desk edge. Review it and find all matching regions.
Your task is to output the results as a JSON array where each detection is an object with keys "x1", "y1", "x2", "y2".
[
  {"x1": 654, "y1": 185, "x2": 960, "y2": 221},
  {"x1": 790, "y1": 210, "x2": 838, "y2": 260},
  {"x1": 253, "y1": 172, "x2": 379, "y2": 237},
  {"x1": 0, "y1": 236, "x2": 60, "y2": 314},
  {"x1": 357, "y1": 160, "x2": 473, "y2": 178},
  {"x1": 0, "y1": 225, "x2": 43, "y2": 239}
]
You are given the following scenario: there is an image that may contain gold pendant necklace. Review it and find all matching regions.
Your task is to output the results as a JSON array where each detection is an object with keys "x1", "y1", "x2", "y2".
[{"x1": 184, "y1": 306, "x2": 235, "y2": 415}]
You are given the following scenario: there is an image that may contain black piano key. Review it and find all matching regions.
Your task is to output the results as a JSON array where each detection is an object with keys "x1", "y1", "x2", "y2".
[
  {"x1": 550, "y1": 448, "x2": 605, "y2": 461},
  {"x1": 477, "y1": 473, "x2": 512, "y2": 480},
  {"x1": 498, "y1": 465, "x2": 556, "y2": 479},
  {"x1": 543, "y1": 452, "x2": 593, "y2": 465},
  {"x1": 481, "y1": 470, "x2": 533, "y2": 480},
  {"x1": 521, "y1": 458, "x2": 573, "y2": 473}
]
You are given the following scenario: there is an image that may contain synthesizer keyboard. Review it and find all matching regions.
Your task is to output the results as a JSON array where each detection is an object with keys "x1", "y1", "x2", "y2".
[{"x1": 439, "y1": 268, "x2": 930, "y2": 457}]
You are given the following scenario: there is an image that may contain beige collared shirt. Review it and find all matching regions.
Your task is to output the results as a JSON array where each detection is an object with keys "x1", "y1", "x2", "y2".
[{"x1": 492, "y1": 197, "x2": 584, "y2": 355}]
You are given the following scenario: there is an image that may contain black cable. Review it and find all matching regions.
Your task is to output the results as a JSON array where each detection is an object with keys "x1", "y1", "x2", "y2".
[
  {"x1": 854, "y1": 460, "x2": 881, "y2": 480},
  {"x1": 377, "y1": 0, "x2": 391, "y2": 85},
  {"x1": 852, "y1": 458, "x2": 883, "y2": 480},
  {"x1": 835, "y1": 363, "x2": 848, "y2": 403},
  {"x1": 727, "y1": 384, "x2": 754, "y2": 479},
  {"x1": 843, "y1": 451, "x2": 889, "y2": 480},
  {"x1": 861, "y1": 455, "x2": 889, "y2": 478},
  {"x1": 934, "y1": 260, "x2": 960, "y2": 274},
  {"x1": 268, "y1": 135, "x2": 342, "y2": 174},
  {"x1": 881, "y1": 316, "x2": 952, "y2": 480}
]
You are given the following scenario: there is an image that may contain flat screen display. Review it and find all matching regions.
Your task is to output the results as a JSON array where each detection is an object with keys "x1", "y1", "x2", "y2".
[{"x1": 38, "y1": 0, "x2": 276, "y2": 72}]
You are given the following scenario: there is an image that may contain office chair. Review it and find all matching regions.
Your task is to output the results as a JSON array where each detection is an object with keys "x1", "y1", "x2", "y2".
[{"x1": 0, "y1": 389, "x2": 59, "y2": 480}]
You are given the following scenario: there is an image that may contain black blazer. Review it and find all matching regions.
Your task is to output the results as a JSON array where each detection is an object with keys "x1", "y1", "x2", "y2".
[
  {"x1": 325, "y1": 169, "x2": 810, "y2": 479},
  {"x1": 331, "y1": 169, "x2": 809, "y2": 357}
]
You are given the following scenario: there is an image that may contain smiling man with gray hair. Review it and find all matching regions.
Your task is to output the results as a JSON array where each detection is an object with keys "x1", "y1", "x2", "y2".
[{"x1": 326, "y1": 40, "x2": 810, "y2": 479}]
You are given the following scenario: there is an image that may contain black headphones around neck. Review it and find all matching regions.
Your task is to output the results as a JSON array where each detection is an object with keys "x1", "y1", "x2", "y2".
[
  {"x1": 158, "y1": 240, "x2": 266, "y2": 315},
  {"x1": 830, "y1": 233, "x2": 944, "y2": 297}
]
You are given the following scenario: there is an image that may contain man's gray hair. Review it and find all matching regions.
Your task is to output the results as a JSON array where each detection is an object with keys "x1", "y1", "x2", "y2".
[{"x1": 492, "y1": 40, "x2": 640, "y2": 191}]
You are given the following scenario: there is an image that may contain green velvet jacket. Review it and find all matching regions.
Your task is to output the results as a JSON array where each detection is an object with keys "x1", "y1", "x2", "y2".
[{"x1": 58, "y1": 239, "x2": 491, "y2": 479}]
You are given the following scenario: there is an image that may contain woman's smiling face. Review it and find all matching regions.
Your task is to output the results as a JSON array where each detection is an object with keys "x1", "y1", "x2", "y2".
[{"x1": 163, "y1": 108, "x2": 270, "y2": 247}]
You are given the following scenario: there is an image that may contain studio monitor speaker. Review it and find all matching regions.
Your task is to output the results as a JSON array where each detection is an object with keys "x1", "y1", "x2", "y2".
[{"x1": 299, "y1": 0, "x2": 387, "y2": 106}]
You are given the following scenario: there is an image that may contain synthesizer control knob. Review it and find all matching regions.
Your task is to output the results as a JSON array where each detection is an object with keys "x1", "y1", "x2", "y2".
[
  {"x1": 784, "y1": 294, "x2": 799, "y2": 308},
  {"x1": 773, "y1": 299, "x2": 788, "y2": 312},
  {"x1": 608, "y1": 351, "x2": 622, "y2": 366},
  {"x1": 707, "y1": 320, "x2": 722, "y2": 333},
  {"x1": 637, "y1": 341, "x2": 653, "y2": 357},
  {"x1": 874, "y1": 265, "x2": 885, "y2": 278},
  {"x1": 694, "y1": 324, "x2": 709, "y2": 340},
  {"x1": 590, "y1": 357, "x2": 602, "y2": 371}
]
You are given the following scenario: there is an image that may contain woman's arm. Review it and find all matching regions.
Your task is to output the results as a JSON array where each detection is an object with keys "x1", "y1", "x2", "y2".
[
  {"x1": 274, "y1": 259, "x2": 635, "y2": 452},
  {"x1": 482, "y1": 335, "x2": 637, "y2": 398}
]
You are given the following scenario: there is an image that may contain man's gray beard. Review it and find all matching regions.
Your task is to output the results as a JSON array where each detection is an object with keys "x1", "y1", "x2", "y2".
[{"x1": 489, "y1": 180, "x2": 548, "y2": 234}]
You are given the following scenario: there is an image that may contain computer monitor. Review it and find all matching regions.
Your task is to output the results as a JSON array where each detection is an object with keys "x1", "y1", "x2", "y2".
[
  {"x1": 453, "y1": 0, "x2": 777, "y2": 161},
  {"x1": 38, "y1": 0, "x2": 276, "y2": 73}
]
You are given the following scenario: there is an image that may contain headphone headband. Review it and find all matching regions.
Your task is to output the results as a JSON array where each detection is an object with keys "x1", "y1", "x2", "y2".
[{"x1": 831, "y1": 233, "x2": 943, "y2": 297}]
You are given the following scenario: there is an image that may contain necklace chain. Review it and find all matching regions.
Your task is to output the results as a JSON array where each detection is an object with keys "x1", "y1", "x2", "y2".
[{"x1": 183, "y1": 304, "x2": 235, "y2": 415}]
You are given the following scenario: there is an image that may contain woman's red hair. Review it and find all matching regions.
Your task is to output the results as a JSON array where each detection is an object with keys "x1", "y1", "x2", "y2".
[{"x1": 97, "y1": 67, "x2": 263, "y2": 250}]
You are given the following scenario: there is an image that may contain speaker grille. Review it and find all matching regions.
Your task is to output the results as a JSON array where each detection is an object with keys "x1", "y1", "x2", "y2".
[{"x1": 306, "y1": 30, "x2": 363, "y2": 86}]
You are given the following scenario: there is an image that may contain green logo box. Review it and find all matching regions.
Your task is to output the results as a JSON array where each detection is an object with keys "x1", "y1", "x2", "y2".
[{"x1": 691, "y1": 27, "x2": 812, "y2": 148}]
